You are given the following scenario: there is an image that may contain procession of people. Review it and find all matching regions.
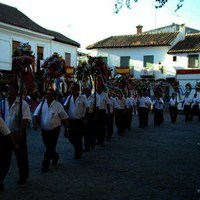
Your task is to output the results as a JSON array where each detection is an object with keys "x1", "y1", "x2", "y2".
[
  {"x1": 1, "y1": 78, "x2": 200, "y2": 191},
  {"x1": 0, "y1": 46, "x2": 200, "y2": 192}
]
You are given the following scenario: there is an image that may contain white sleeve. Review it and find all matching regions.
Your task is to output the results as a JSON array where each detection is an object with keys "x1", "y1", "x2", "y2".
[{"x1": 0, "y1": 118, "x2": 11, "y2": 136}]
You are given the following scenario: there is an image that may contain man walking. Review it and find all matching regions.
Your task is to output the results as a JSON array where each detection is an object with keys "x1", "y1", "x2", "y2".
[
  {"x1": 0, "y1": 81, "x2": 31, "y2": 184},
  {"x1": 33, "y1": 89, "x2": 69, "y2": 172},
  {"x1": 64, "y1": 83, "x2": 89, "y2": 159}
]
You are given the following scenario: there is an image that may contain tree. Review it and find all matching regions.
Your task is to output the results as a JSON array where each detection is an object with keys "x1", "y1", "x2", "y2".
[{"x1": 114, "y1": 0, "x2": 184, "y2": 14}]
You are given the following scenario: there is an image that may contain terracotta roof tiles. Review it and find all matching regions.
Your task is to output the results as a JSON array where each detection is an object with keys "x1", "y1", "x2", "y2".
[
  {"x1": 168, "y1": 33, "x2": 200, "y2": 53},
  {"x1": 86, "y1": 32, "x2": 179, "y2": 49}
]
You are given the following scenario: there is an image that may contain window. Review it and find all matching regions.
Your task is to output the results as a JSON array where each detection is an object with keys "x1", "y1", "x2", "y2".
[
  {"x1": 173, "y1": 56, "x2": 177, "y2": 62},
  {"x1": 65, "y1": 53, "x2": 71, "y2": 66},
  {"x1": 143, "y1": 55, "x2": 154, "y2": 68},
  {"x1": 37, "y1": 46, "x2": 44, "y2": 72},
  {"x1": 188, "y1": 55, "x2": 199, "y2": 68},
  {"x1": 120, "y1": 56, "x2": 130, "y2": 67},
  {"x1": 101, "y1": 57, "x2": 108, "y2": 65},
  {"x1": 12, "y1": 40, "x2": 20, "y2": 52}
]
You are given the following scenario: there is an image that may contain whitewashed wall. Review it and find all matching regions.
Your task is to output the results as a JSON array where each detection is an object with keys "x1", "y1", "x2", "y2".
[
  {"x1": 89, "y1": 46, "x2": 174, "y2": 79},
  {"x1": 0, "y1": 25, "x2": 78, "y2": 71}
]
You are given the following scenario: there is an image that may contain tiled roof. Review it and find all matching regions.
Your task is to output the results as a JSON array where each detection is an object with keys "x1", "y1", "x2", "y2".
[
  {"x1": 86, "y1": 32, "x2": 179, "y2": 49},
  {"x1": 168, "y1": 33, "x2": 200, "y2": 54},
  {"x1": 0, "y1": 3, "x2": 80, "y2": 47}
]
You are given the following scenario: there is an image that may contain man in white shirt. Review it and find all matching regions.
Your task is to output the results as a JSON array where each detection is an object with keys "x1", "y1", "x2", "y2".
[
  {"x1": 137, "y1": 91, "x2": 147, "y2": 128},
  {"x1": 182, "y1": 92, "x2": 192, "y2": 122},
  {"x1": 115, "y1": 91, "x2": 127, "y2": 135},
  {"x1": 64, "y1": 82, "x2": 89, "y2": 159},
  {"x1": 0, "y1": 81, "x2": 31, "y2": 184},
  {"x1": 168, "y1": 93, "x2": 178, "y2": 123},
  {"x1": 96, "y1": 86, "x2": 110, "y2": 144},
  {"x1": 153, "y1": 93, "x2": 164, "y2": 127},
  {"x1": 83, "y1": 87, "x2": 100, "y2": 151},
  {"x1": 33, "y1": 89, "x2": 69, "y2": 172},
  {"x1": 106, "y1": 91, "x2": 116, "y2": 140}
]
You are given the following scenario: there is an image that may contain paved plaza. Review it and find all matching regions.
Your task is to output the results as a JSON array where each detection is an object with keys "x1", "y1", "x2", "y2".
[{"x1": 1, "y1": 112, "x2": 200, "y2": 200}]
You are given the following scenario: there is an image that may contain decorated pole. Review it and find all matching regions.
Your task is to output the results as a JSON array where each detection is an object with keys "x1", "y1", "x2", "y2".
[{"x1": 12, "y1": 43, "x2": 36, "y2": 124}]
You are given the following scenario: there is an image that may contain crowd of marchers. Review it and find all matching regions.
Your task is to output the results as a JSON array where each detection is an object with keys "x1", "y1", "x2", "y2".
[{"x1": 0, "y1": 80, "x2": 200, "y2": 192}]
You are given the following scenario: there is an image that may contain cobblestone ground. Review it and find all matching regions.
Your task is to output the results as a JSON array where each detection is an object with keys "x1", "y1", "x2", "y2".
[{"x1": 1, "y1": 112, "x2": 200, "y2": 200}]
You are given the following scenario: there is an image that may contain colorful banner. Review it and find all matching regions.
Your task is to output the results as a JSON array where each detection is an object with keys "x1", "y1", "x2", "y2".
[
  {"x1": 116, "y1": 67, "x2": 130, "y2": 74},
  {"x1": 65, "y1": 66, "x2": 75, "y2": 75}
]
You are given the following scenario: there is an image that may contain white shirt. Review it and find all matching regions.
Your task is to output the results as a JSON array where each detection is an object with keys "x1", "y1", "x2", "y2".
[
  {"x1": 98, "y1": 92, "x2": 109, "y2": 110},
  {"x1": 64, "y1": 94, "x2": 88, "y2": 119},
  {"x1": 144, "y1": 96, "x2": 152, "y2": 108},
  {"x1": 125, "y1": 97, "x2": 133, "y2": 109},
  {"x1": 34, "y1": 99, "x2": 68, "y2": 130},
  {"x1": 137, "y1": 96, "x2": 147, "y2": 108},
  {"x1": 87, "y1": 93, "x2": 100, "y2": 113},
  {"x1": 153, "y1": 98, "x2": 164, "y2": 110},
  {"x1": 115, "y1": 96, "x2": 126, "y2": 110},
  {"x1": 183, "y1": 96, "x2": 192, "y2": 106},
  {"x1": 191, "y1": 97, "x2": 199, "y2": 108},
  {"x1": 169, "y1": 97, "x2": 177, "y2": 107},
  {"x1": 0, "y1": 117, "x2": 10, "y2": 136},
  {"x1": 1, "y1": 97, "x2": 31, "y2": 132},
  {"x1": 131, "y1": 97, "x2": 137, "y2": 106}
]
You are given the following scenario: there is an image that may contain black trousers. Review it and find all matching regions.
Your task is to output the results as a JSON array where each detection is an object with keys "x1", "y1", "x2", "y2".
[
  {"x1": 96, "y1": 110, "x2": 107, "y2": 144},
  {"x1": 191, "y1": 105, "x2": 200, "y2": 120},
  {"x1": 84, "y1": 113, "x2": 97, "y2": 150},
  {"x1": 106, "y1": 113, "x2": 114, "y2": 140},
  {"x1": 169, "y1": 106, "x2": 177, "y2": 123},
  {"x1": 41, "y1": 127, "x2": 60, "y2": 169},
  {"x1": 183, "y1": 105, "x2": 191, "y2": 122},
  {"x1": 13, "y1": 131, "x2": 29, "y2": 181},
  {"x1": 0, "y1": 141, "x2": 12, "y2": 185},
  {"x1": 143, "y1": 107, "x2": 150, "y2": 127},
  {"x1": 68, "y1": 119, "x2": 84, "y2": 157},
  {"x1": 115, "y1": 109, "x2": 126, "y2": 135},
  {"x1": 154, "y1": 109, "x2": 163, "y2": 126},
  {"x1": 138, "y1": 107, "x2": 145, "y2": 128},
  {"x1": 125, "y1": 109, "x2": 133, "y2": 129}
]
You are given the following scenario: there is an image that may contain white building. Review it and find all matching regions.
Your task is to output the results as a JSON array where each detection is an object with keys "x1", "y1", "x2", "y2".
[
  {"x1": 0, "y1": 3, "x2": 80, "y2": 76},
  {"x1": 86, "y1": 23, "x2": 200, "y2": 99}
]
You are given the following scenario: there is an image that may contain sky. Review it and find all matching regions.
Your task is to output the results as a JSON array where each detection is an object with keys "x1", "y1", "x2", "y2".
[{"x1": 1, "y1": 0, "x2": 200, "y2": 52}]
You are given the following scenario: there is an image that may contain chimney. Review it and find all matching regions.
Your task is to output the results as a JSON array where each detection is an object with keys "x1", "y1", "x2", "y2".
[{"x1": 136, "y1": 25, "x2": 143, "y2": 34}]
